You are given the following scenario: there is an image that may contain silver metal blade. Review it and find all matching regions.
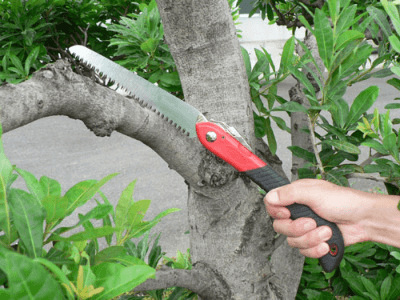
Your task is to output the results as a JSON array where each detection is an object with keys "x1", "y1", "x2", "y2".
[{"x1": 69, "y1": 45, "x2": 205, "y2": 137}]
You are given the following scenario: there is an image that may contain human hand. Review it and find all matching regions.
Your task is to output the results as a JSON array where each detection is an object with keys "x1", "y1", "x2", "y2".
[{"x1": 264, "y1": 179, "x2": 372, "y2": 258}]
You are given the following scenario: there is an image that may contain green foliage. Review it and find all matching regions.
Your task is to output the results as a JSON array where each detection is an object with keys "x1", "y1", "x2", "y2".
[
  {"x1": 297, "y1": 242, "x2": 400, "y2": 299},
  {"x1": 245, "y1": 0, "x2": 400, "y2": 297},
  {"x1": 120, "y1": 249, "x2": 196, "y2": 300},
  {"x1": 107, "y1": 0, "x2": 182, "y2": 98},
  {"x1": 144, "y1": 249, "x2": 196, "y2": 300},
  {"x1": 0, "y1": 0, "x2": 148, "y2": 83},
  {"x1": 0, "y1": 121, "x2": 182, "y2": 299},
  {"x1": 107, "y1": 0, "x2": 241, "y2": 99},
  {"x1": 241, "y1": 40, "x2": 293, "y2": 155},
  {"x1": 248, "y1": 0, "x2": 381, "y2": 31},
  {"x1": 248, "y1": 0, "x2": 400, "y2": 190}
]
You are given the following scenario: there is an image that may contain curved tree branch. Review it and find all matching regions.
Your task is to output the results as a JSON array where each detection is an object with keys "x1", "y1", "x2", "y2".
[
  {"x1": 134, "y1": 263, "x2": 231, "y2": 299},
  {"x1": 0, "y1": 59, "x2": 204, "y2": 187}
]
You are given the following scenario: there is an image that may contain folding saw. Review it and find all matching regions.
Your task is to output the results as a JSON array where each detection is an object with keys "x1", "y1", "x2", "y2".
[{"x1": 69, "y1": 45, "x2": 344, "y2": 273}]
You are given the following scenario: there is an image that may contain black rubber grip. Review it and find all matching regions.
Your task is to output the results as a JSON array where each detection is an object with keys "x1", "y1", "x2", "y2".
[{"x1": 245, "y1": 165, "x2": 344, "y2": 273}]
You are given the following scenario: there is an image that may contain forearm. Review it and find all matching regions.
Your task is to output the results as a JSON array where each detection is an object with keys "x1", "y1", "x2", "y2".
[{"x1": 363, "y1": 194, "x2": 400, "y2": 248}]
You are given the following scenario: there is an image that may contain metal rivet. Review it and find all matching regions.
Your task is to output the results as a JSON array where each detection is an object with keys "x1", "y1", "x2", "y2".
[{"x1": 206, "y1": 131, "x2": 217, "y2": 142}]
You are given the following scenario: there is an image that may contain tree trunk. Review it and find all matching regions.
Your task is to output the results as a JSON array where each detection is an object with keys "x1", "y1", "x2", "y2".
[
  {"x1": 154, "y1": 0, "x2": 304, "y2": 298},
  {"x1": 290, "y1": 33, "x2": 324, "y2": 181},
  {"x1": 0, "y1": 1, "x2": 306, "y2": 298}
]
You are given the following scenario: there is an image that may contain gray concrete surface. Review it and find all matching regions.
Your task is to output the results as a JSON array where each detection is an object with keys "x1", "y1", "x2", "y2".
[{"x1": 2, "y1": 76, "x2": 398, "y2": 257}]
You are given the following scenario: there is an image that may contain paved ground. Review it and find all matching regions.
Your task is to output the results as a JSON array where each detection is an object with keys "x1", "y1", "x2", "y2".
[{"x1": 2, "y1": 76, "x2": 398, "y2": 257}]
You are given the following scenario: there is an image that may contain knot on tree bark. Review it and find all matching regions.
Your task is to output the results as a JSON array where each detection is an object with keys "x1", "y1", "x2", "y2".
[
  {"x1": 43, "y1": 59, "x2": 122, "y2": 137},
  {"x1": 197, "y1": 150, "x2": 237, "y2": 187}
]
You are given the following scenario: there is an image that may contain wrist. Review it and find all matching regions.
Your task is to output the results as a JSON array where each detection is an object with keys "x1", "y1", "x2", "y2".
[{"x1": 363, "y1": 194, "x2": 400, "y2": 248}]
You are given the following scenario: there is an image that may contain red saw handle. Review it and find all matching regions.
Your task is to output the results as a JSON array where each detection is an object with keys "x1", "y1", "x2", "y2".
[{"x1": 196, "y1": 122, "x2": 344, "y2": 273}]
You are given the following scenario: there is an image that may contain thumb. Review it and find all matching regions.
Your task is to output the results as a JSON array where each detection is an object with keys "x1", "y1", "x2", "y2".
[
  {"x1": 265, "y1": 179, "x2": 330, "y2": 207},
  {"x1": 265, "y1": 187, "x2": 295, "y2": 207}
]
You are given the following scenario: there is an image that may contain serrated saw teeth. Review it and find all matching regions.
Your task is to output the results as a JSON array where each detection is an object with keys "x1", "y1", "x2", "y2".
[{"x1": 69, "y1": 45, "x2": 201, "y2": 138}]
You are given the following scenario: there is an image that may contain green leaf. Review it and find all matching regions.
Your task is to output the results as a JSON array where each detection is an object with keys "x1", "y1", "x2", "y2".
[
  {"x1": 115, "y1": 180, "x2": 136, "y2": 241},
  {"x1": 361, "y1": 276, "x2": 380, "y2": 299},
  {"x1": 389, "y1": 35, "x2": 400, "y2": 53},
  {"x1": 159, "y1": 72, "x2": 180, "y2": 86},
  {"x1": 9, "y1": 189, "x2": 45, "y2": 258},
  {"x1": 387, "y1": 274, "x2": 400, "y2": 299},
  {"x1": 383, "y1": 133, "x2": 399, "y2": 161},
  {"x1": 265, "y1": 118, "x2": 277, "y2": 156},
  {"x1": 127, "y1": 199, "x2": 151, "y2": 227},
  {"x1": 367, "y1": 6, "x2": 393, "y2": 38},
  {"x1": 364, "y1": 164, "x2": 387, "y2": 174},
  {"x1": 382, "y1": 0, "x2": 400, "y2": 36},
  {"x1": 0, "y1": 248, "x2": 64, "y2": 299},
  {"x1": 314, "y1": 9, "x2": 334, "y2": 69},
  {"x1": 0, "y1": 289, "x2": 11, "y2": 300},
  {"x1": 94, "y1": 246, "x2": 126, "y2": 265},
  {"x1": 148, "y1": 233, "x2": 163, "y2": 268},
  {"x1": 94, "y1": 246, "x2": 147, "y2": 267},
  {"x1": 345, "y1": 86, "x2": 379, "y2": 129},
  {"x1": 335, "y1": 30, "x2": 364, "y2": 50},
  {"x1": 251, "y1": 49, "x2": 272, "y2": 81},
  {"x1": 92, "y1": 263, "x2": 155, "y2": 300},
  {"x1": 34, "y1": 257, "x2": 75, "y2": 300},
  {"x1": 341, "y1": 269, "x2": 366, "y2": 295},
  {"x1": 287, "y1": 65, "x2": 317, "y2": 102},
  {"x1": 384, "y1": 103, "x2": 400, "y2": 109},
  {"x1": 140, "y1": 38, "x2": 157, "y2": 53},
  {"x1": 64, "y1": 173, "x2": 118, "y2": 216},
  {"x1": 361, "y1": 139, "x2": 389, "y2": 155},
  {"x1": 336, "y1": 5, "x2": 357, "y2": 35},
  {"x1": 391, "y1": 65, "x2": 400, "y2": 77},
  {"x1": 41, "y1": 195, "x2": 68, "y2": 224},
  {"x1": 325, "y1": 172, "x2": 349, "y2": 187},
  {"x1": 39, "y1": 176, "x2": 61, "y2": 197},
  {"x1": 253, "y1": 114, "x2": 266, "y2": 138},
  {"x1": 323, "y1": 140, "x2": 361, "y2": 154},
  {"x1": 271, "y1": 116, "x2": 291, "y2": 133},
  {"x1": 77, "y1": 204, "x2": 114, "y2": 228},
  {"x1": 272, "y1": 101, "x2": 308, "y2": 114},
  {"x1": 15, "y1": 168, "x2": 45, "y2": 202},
  {"x1": 380, "y1": 276, "x2": 391, "y2": 300},
  {"x1": 288, "y1": 146, "x2": 316, "y2": 163},
  {"x1": 387, "y1": 77, "x2": 400, "y2": 91},
  {"x1": 328, "y1": 0, "x2": 340, "y2": 24},
  {"x1": 8, "y1": 54, "x2": 25, "y2": 76},
  {"x1": 52, "y1": 226, "x2": 117, "y2": 242},
  {"x1": 298, "y1": 15, "x2": 315, "y2": 35},
  {"x1": 24, "y1": 46, "x2": 40, "y2": 75},
  {"x1": 279, "y1": 36, "x2": 295, "y2": 72},
  {"x1": 128, "y1": 208, "x2": 180, "y2": 239},
  {"x1": 0, "y1": 125, "x2": 13, "y2": 244},
  {"x1": 241, "y1": 47, "x2": 251, "y2": 77},
  {"x1": 381, "y1": 110, "x2": 393, "y2": 137}
]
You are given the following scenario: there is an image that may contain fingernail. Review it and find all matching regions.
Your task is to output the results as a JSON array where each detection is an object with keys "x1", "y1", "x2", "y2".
[
  {"x1": 277, "y1": 212, "x2": 285, "y2": 218},
  {"x1": 319, "y1": 243, "x2": 330, "y2": 255},
  {"x1": 267, "y1": 190, "x2": 280, "y2": 205},
  {"x1": 304, "y1": 221, "x2": 314, "y2": 231},
  {"x1": 318, "y1": 227, "x2": 331, "y2": 240}
]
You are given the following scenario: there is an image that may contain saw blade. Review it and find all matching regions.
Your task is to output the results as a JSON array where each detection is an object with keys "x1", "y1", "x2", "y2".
[{"x1": 69, "y1": 45, "x2": 206, "y2": 137}]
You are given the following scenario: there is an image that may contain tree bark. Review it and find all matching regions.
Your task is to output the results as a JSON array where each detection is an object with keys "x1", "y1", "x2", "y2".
[
  {"x1": 155, "y1": 0, "x2": 304, "y2": 299},
  {"x1": 0, "y1": 1, "x2": 306, "y2": 298}
]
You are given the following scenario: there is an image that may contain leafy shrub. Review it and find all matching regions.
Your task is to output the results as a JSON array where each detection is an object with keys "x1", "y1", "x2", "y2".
[
  {"x1": 0, "y1": 121, "x2": 180, "y2": 299},
  {"x1": 297, "y1": 241, "x2": 400, "y2": 300},
  {"x1": 0, "y1": 0, "x2": 149, "y2": 83},
  {"x1": 243, "y1": 0, "x2": 400, "y2": 298},
  {"x1": 107, "y1": 0, "x2": 183, "y2": 98}
]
